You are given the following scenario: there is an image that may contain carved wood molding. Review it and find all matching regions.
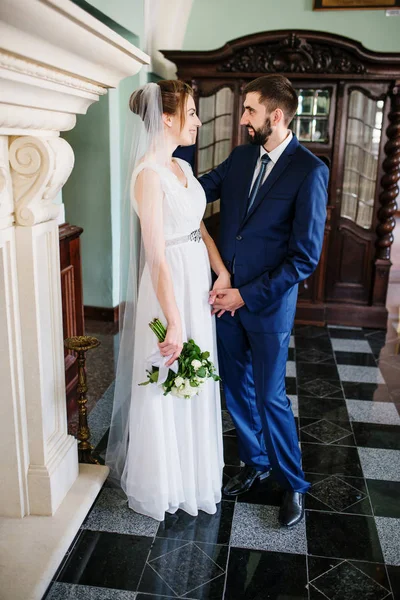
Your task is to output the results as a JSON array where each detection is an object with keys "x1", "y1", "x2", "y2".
[
  {"x1": 218, "y1": 33, "x2": 366, "y2": 75},
  {"x1": 0, "y1": 51, "x2": 108, "y2": 97},
  {"x1": 163, "y1": 30, "x2": 400, "y2": 80},
  {"x1": 9, "y1": 136, "x2": 74, "y2": 227},
  {"x1": 376, "y1": 82, "x2": 400, "y2": 260}
]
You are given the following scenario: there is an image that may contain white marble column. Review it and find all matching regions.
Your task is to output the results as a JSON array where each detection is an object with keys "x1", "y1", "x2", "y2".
[
  {"x1": 0, "y1": 135, "x2": 29, "y2": 518},
  {"x1": 9, "y1": 135, "x2": 78, "y2": 515}
]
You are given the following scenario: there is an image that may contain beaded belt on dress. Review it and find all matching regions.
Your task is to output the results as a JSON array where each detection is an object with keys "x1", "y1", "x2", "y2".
[{"x1": 165, "y1": 229, "x2": 202, "y2": 247}]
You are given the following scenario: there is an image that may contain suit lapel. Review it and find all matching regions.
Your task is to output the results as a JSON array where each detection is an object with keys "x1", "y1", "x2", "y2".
[
  {"x1": 241, "y1": 135, "x2": 299, "y2": 226},
  {"x1": 237, "y1": 145, "x2": 260, "y2": 225}
]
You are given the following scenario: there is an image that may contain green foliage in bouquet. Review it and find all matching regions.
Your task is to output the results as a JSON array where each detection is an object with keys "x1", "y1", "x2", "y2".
[{"x1": 140, "y1": 318, "x2": 220, "y2": 398}]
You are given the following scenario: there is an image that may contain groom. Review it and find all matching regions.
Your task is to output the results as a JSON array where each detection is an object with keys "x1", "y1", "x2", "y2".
[{"x1": 199, "y1": 75, "x2": 328, "y2": 527}]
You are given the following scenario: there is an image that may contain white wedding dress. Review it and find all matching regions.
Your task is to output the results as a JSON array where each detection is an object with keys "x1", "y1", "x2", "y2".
[{"x1": 122, "y1": 157, "x2": 224, "y2": 521}]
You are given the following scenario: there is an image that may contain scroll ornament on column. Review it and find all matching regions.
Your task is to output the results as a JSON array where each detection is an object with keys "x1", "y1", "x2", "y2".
[{"x1": 9, "y1": 136, "x2": 74, "y2": 227}]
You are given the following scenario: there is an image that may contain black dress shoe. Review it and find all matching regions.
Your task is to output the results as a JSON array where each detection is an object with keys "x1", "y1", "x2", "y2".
[
  {"x1": 279, "y1": 491, "x2": 305, "y2": 527},
  {"x1": 223, "y1": 465, "x2": 270, "y2": 496}
]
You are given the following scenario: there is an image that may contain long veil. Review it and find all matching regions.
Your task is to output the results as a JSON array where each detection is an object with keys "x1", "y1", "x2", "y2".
[{"x1": 105, "y1": 82, "x2": 168, "y2": 488}]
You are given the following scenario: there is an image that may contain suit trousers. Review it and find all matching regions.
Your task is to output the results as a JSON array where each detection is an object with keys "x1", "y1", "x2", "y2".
[{"x1": 216, "y1": 311, "x2": 310, "y2": 493}]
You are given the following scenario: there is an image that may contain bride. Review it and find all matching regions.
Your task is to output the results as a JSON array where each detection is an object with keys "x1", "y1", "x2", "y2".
[{"x1": 106, "y1": 80, "x2": 228, "y2": 521}]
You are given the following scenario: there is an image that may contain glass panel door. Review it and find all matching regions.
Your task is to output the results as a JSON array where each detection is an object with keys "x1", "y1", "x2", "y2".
[
  {"x1": 198, "y1": 87, "x2": 235, "y2": 217},
  {"x1": 340, "y1": 90, "x2": 384, "y2": 229},
  {"x1": 290, "y1": 89, "x2": 331, "y2": 143}
]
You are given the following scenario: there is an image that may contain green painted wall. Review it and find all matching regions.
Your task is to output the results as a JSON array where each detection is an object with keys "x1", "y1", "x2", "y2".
[
  {"x1": 183, "y1": 0, "x2": 400, "y2": 52},
  {"x1": 63, "y1": 95, "x2": 113, "y2": 307},
  {"x1": 62, "y1": 0, "x2": 144, "y2": 309},
  {"x1": 85, "y1": 0, "x2": 144, "y2": 40}
]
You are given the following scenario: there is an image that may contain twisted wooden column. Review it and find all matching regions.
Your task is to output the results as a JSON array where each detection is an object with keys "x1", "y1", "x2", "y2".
[
  {"x1": 372, "y1": 82, "x2": 400, "y2": 311},
  {"x1": 376, "y1": 82, "x2": 400, "y2": 261}
]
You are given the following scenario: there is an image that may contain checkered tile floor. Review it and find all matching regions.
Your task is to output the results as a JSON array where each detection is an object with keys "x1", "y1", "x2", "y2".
[{"x1": 43, "y1": 325, "x2": 400, "y2": 600}]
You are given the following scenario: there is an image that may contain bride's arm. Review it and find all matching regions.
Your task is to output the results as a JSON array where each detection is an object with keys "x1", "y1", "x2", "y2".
[
  {"x1": 200, "y1": 221, "x2": 231, "y2": 288},
  {"x1": 135, "y1": 169, "x2": 182, "y2": 366}
]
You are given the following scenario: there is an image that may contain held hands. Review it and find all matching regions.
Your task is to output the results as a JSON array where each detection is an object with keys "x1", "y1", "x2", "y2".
[
  {"x1": 159, "y1": 322, "x2": 183, "y2": 367},
  {"x1": 209, "y1": 284, "x2": 245, "y2": 318}
]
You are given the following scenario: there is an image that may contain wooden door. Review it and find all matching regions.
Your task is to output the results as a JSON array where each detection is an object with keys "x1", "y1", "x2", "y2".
[{"x1": 325, "y1": 83, "x2": 388, "y2": 306}]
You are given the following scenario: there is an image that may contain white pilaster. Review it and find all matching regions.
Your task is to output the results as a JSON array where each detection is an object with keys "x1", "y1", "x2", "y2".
[
  {"x1": 0, "y1": 135, "x2": 29, "y2": 518},
  {"x1": 9, "y1": 134, "x2": 77, "y2": 515}
]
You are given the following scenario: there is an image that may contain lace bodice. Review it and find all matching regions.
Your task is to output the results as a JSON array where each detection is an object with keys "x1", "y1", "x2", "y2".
[{"x1": 131, "y1": 158, "x2": 206, "y2": 242}]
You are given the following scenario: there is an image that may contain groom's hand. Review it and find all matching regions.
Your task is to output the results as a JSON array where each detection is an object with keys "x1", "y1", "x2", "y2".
[{"x1": 209, "y1": 288, "x2": 245, "y2": 317}]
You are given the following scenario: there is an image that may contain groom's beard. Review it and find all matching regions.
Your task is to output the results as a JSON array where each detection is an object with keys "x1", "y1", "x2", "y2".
[{"x1": 246, "y1": 117, "x2": 272, "y2": 146}]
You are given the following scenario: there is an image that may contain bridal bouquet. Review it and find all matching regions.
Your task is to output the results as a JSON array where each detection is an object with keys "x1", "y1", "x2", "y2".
[{"x1": 139, "y1": 318, "x2": 220, "y2": 398}]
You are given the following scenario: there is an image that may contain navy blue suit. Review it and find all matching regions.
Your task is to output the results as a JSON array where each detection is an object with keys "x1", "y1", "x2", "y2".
[{"x1": 199, "y1": 135, "x2": 329, "y2": 493}]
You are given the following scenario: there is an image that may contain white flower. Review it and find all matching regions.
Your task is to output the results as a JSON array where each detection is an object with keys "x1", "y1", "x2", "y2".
[
  {"x1": 194, "y1": 376, "x2": 206, "y2": 384},
  {"x1": 191, "y1": 359, "x2": 202, "y2": 371},
  {"x1": 174, "y1": 376, "x2": 184, "y2": 388}
]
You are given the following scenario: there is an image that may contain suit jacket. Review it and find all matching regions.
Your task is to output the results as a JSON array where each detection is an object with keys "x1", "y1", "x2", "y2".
[{"x1": 199, "y1": 135, "x2": 329, "y2": 333}]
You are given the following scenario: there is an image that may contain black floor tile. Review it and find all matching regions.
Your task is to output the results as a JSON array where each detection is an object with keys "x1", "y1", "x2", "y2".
[
  {"x1": 335, "y1": 350, "x2": 378, "y2": 367},
  {"x1": 352, "y1": 422, "x2": 400, "y2": 450},
  {"x1": 296, "y1": 347, "x2": 335, "y2": 364},
  {"x1": 306, "y1": 474, "x2": 372, "y2": 515},
  {"x1": 225, "y1": 548, "x2": 308, "y2": 599},
  {"x1": 298, "y1": 379, "x2": 344, "y2": 399},
  {"x1": 297, "y1": 362, "x2": 340, "y2": 385},
  {"x1": 342, "y1": 382, "x2": 391, "y2": 402},
  {"x1": 288, "y1": 347, "x2": 295, "y2": 361},
  {"x1": 223, "y1": 435, "x2": 240, "y2": 467},
  {"x1": 302, "y1": 443, "x2": 363, "y2": 476},
  {"x1": 137, "y1": 595, "x2": 181, "y2": 599},
  {"x1": 367, "y1": 479, "x2": 400, "y2": 518},
  {"x1": 309, "y1": 588, "x2": 330, "y2": 599},
  {"x1": 387, "y1": 565, "x2": 400, "y2": 599},
  {"x1": 306, "y1": 511, "x2": 384, "y2": 562},
  {"x1": 329, "y1": 328, "x2": 366, "y2": 340},
  {"x1": 157, "y1": 501, "x2": 234, "y2": 545},
  {"x1": 222, "y1": 410, "x2": 236, "y2": 435},
  {"x1": 285, "y1": 376, "x2": 297, "y2": 395},
  {"x1": 298, "y1": 395, "x2": 349, "y2": 421},
  {"x1": 137, "y1": 596, "x2": 182, "y2": 600},
  {"x1": 139, "y1": 538, "x2": 228, "y2": 599},
  {"x1": 57, "y1": 530, "x2": 152, "y2": 591},
  {"x1": 237, "y1": 474, "x2": 283, "y2": 506},
  {"x1": 294, "y1": 335, "x2": 334, "y2": 352},
  {"x1": 300, "y1": 417, "x2": 354, "y2": 445},
  {"x1": 308, "y1": 556, "x2": 391, "y2": 600},
  {"x1": 295, "y1": 325, "x2": 330, "y2": 339}
]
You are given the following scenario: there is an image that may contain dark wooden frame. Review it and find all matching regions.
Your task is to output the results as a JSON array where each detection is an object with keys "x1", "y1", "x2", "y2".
[
  {"x1": 313, "y1": 0, "x2": 400, "y2": 9},
  {"x1": 163, "y1": 30, "x2": 400, "y2": 328},
  {"x1": 59, "y1": 223, "x2": 85, "y2": 416}
]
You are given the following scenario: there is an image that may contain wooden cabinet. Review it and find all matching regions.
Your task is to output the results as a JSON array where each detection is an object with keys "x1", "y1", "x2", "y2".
[
  {"x1": 59, "y1": 223, "x2": 84, "y2": 415},
  {"x1": 163, "y1": 31, "x2": 400, "y2": 328}
]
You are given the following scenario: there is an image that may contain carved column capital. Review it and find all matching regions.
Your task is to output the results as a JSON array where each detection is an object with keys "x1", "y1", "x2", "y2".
[{"x1": 9, "y1": 136, "x2": 74, "y2": 227}]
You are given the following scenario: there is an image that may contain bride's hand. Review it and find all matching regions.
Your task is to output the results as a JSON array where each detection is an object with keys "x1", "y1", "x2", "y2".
[
  {"x1": 211, "y1": 271, "x2": 233, "y2": 317},
  {"x1": 159, "y1": 322, "x2": 183, "y2": 367},
  {"x1": 213, "y1": 270, "x2": 231, "y2": 292}
]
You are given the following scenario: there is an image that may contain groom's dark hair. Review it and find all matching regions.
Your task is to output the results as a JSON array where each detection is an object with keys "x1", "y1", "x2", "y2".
[{"x1": 243, "y1": 75, "x2": 298, "y2": 125}]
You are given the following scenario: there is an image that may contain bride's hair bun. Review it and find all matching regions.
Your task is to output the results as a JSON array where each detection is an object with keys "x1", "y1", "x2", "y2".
[{"x1": 129, "y1": 80, "x2": 193, "y2": 129}]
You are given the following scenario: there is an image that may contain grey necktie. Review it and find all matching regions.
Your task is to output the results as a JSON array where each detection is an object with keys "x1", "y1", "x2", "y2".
[{"x1": 247, "y1": 154, "x2": 271, "y2": 214}]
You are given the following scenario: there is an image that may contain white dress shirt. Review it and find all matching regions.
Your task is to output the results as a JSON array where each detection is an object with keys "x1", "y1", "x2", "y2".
[{"x1": 250, "y1": 130, "x2": 293, "y2": 192}]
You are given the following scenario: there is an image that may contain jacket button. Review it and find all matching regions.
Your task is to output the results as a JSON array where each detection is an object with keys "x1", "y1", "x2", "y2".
[{"x1": 236, "y1": 235, "x2": 242, "y2": 241}]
